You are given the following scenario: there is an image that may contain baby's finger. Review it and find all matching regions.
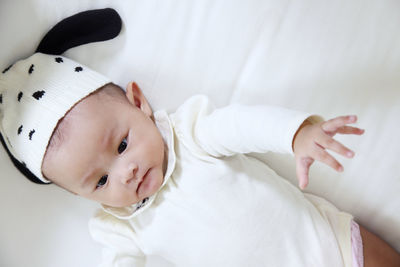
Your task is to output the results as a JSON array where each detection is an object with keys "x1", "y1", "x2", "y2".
[
  {"x1": 295, "y1": 157, "x2": 314, "y2": 189},
  {"x1": 317, "y1": 135, "x2": 354, "y2": 158},
  {"x1": 337, "y1": 126, "x2": 365, "y2": 135},
  {"x1": 313, "y1": 146, "x2": 343, "y2": 172},
  {"x1": 322, "y1": 115, "x2": 357, "y2": 132}
]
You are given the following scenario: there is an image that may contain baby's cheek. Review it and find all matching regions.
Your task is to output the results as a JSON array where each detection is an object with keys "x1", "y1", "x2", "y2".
[{"x1": 107, "y1": 187, "x2": 130, "y2": 207}]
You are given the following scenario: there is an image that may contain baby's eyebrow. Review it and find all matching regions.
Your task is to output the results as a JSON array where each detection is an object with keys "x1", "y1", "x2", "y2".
[
  {"x1": 101, "y1": 127, "x2": 115, "y2": 153},
  {"x1": 80, "y1": 128, "x2": 115, "y2": 190},
  {"x1": 81, "y1": 169, "x2": 96, "y2": 189}
]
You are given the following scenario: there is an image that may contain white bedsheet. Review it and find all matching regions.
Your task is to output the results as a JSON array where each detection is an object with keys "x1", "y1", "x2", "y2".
[{"x1": 1, "y1": 1, "x2": 399, "y2": 266}]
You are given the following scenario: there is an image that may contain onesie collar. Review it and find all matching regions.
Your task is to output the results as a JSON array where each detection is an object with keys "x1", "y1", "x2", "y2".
[{"x1": 100, "y1": 109, "x2": 176, "y2": 219}]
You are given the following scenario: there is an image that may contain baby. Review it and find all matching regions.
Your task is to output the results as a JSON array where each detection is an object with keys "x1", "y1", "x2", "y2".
[{"x1": 1, "y1": 53, "x2": 399, "y2": 267}]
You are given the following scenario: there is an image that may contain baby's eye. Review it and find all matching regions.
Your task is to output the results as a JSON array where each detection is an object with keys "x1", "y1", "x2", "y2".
[
  {"x1": 96, "y1": 175, "x2": 108, "y2": 189},
  {"x1": 118, "y1": 137, "x2": 128, "y2": 154}
]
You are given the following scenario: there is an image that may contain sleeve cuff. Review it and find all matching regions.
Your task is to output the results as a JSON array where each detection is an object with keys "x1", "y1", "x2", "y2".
[{"x1": 287, "y1": 114, "x2": 324, "y2": 155}]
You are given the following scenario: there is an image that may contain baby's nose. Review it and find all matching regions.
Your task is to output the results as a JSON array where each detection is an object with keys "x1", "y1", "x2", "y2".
[{"x1": 122, "y1": 162, "x2": 138, "y2": 184}]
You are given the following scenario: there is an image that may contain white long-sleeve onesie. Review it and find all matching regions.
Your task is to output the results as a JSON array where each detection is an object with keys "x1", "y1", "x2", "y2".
[{"x1": 89, "y1": 95, "x2": 353, "y2": 267}]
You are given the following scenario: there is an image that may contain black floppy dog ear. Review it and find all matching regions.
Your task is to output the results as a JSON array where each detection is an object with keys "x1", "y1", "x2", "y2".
[{"x1": 36, "y1": 8, "x2": 122, "y2": 55}]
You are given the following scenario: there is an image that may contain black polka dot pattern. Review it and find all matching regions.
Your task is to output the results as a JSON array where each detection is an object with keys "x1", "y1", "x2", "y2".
[
  {"x1": 75, "y1": 66, "x2": 83, "y2": 72},
  {"x1": 0, "y1": 94, "x2": 2, "y2": 104},
  {"x1": 32, "y1": 90, "x2": 45, "y2": 100},
  {"x1": 28, "y1": 64, "x2": 34, "y2": 74},
  {"x1": 55, "y1": 57, "x2": 63, "y2": 63},
  {"x1": 18, "y1": 125, "x2": 23, "y2": 135},
  {"x1": 2, "y1": 64, "x2": 12, "y2": 74},
  {"x1": 17, "y1": 92, "x2": 23, "y2": 102},
  {"x1": 29, "y1": 129, "x2": 35, "y2": 140}
]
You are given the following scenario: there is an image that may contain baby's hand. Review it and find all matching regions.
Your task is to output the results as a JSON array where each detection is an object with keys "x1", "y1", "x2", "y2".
[{"x1": 292, "y1": 115, "x2": 364, "y2": 190}]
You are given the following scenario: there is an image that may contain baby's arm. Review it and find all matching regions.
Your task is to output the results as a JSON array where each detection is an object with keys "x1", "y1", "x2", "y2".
[
  {"x1": 174, "y1": 96, "x2": 364, "y2": 189},
  {"x1": 180, "y1": 95, "x2": 316, "y2": 156},
  {"x1": 292, "y1": 115, "x2": 364, "y2": 189}
]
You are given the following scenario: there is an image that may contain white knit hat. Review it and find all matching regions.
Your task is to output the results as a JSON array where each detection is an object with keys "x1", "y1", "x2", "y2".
[{"x1": 0, "y1": 53, "x2": 110, "y2": 183}]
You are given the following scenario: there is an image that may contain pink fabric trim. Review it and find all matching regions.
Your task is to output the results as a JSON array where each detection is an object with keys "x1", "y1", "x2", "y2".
[{"x1": 351, "y1": 220, "x2": 364, "y2": 267}]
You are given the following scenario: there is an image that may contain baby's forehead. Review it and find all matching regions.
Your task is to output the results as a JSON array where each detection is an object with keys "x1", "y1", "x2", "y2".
[
  {"x1": 47, "y1": 92, "x2": 103, "y2": 151},
  {"x1": 48, "y1": 83, "x2": 127, "y2": 150},
  {"x1": 47, "y1": 108, "x2": 106, "y2": 159}
]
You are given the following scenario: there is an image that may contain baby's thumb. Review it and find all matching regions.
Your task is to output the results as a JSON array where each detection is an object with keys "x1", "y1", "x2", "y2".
[{"x1": 295, "y1": 156, "x2": 313, "y2": 190}]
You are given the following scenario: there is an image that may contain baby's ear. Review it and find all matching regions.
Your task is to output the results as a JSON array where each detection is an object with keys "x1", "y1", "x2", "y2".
[{"x1": 125, "y1": 82, "x2": 153, "y2": 117}]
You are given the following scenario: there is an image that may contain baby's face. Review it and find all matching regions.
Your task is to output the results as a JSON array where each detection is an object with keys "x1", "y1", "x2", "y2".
[{"x1": 42, "y1": 83, "x2": 167, "y2": 208}]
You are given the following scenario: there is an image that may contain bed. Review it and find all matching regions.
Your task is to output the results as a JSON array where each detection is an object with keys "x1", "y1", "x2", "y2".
[{"x1": 1, "y1": 0, "x2": 399, "y2": 266}]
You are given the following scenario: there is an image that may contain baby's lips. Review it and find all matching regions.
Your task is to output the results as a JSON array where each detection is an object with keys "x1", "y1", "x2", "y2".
[{"x1": 136, "y1": 168, "x2": 150, "y2": 193}]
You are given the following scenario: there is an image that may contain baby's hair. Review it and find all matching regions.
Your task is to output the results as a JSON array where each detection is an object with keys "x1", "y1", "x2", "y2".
[{"x1": 43, "y1": 82, "x2": 126, "y2": 184}]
